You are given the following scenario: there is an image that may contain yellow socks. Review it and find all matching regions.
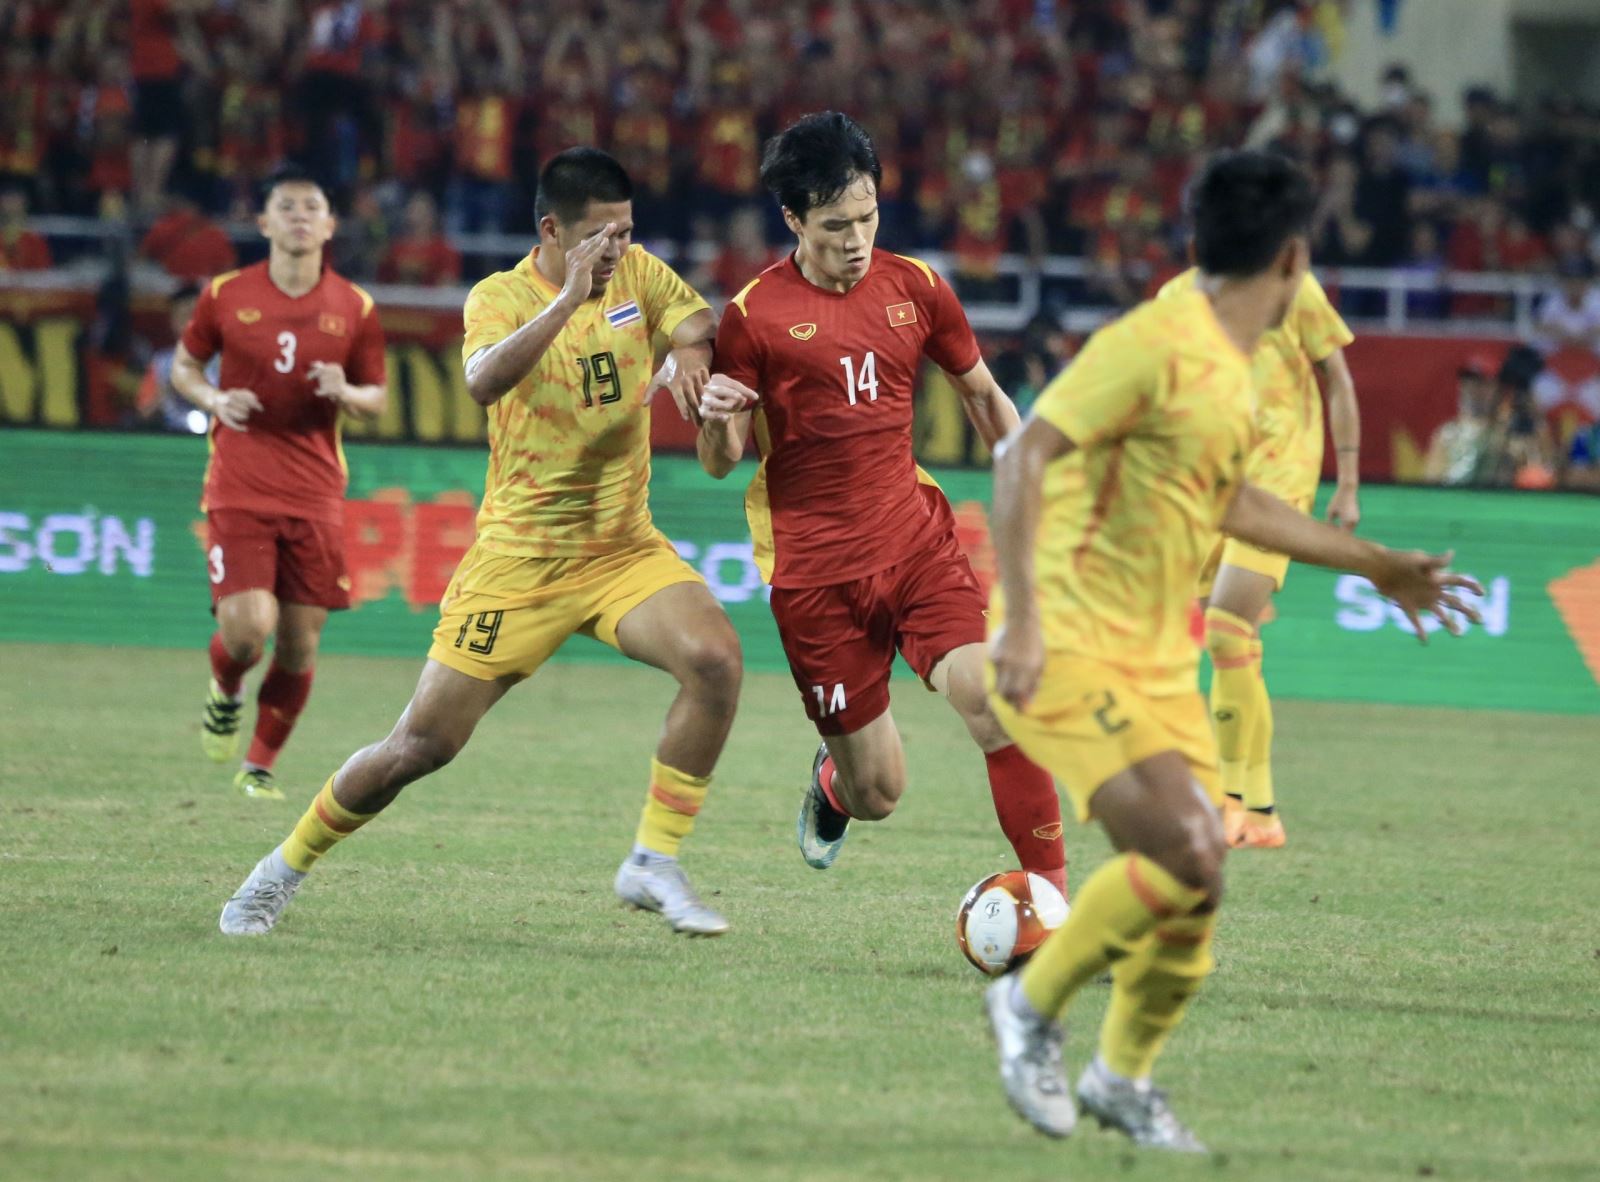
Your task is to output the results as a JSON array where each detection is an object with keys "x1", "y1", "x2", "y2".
[
  {"x1": 1020, "y1": 853, "x2": 1208, "y2": 1019},
  {"x1": 1099, "y1": 911, "x2": 1219, "y2": 1079},
  {"x1": 634, "y1": 758, "x2": 710, "y2": 857},
  {"x1": 1205, "y1": 606, "x2": 1261, "y2": 803},
  {"x1": 1242, "y1": 637, "x2": 1276, "y2": 811},
  {"x1": 281, "y1": 777, "x2": 377, "y2": 873}
]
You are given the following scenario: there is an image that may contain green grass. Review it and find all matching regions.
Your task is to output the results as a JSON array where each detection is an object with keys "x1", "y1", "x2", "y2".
[{"x1": 1, "y1": 642, "x2": 1597, "y2": 1182}]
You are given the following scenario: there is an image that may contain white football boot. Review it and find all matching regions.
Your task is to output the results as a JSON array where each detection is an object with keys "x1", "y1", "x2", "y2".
[
  {"x1": 218, "y1": 848, "x2": 305, "y2": 935},
  {"x1": 984, "y1": 974, "x2": 1077, "y2": 1138},
  {"x1": 614, "y1": 855, "x2": 729, "y2": 936},
  {"x1": 1075, "y1": 1057, "x2": 1207, "y2": 1153},
  {"x1": 796, "y1": 741, "x2": 849, "y2": 869}
]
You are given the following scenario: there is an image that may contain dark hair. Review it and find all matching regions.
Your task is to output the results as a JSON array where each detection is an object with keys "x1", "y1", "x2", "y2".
[
  {"x1": 258, "y1": 163, "x2": 329, "y2": 210},
  {"x1": 1188, "y1": 150, "x2": 1315, "y2": 278},
  {"x1": 534, "y1": 147, "x2": 633, "y2": 225},
  {"x1": 759, "y1": 112, "x2": 882, "y2": 221},
  {"x1": 170, "y1": 281, "x2": 201, "y2": 307}
]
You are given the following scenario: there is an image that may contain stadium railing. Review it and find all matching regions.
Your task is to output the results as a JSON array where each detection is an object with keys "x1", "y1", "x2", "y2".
[{"x1": 13, "y1": 215, "x2": 1554, "y2": 338}]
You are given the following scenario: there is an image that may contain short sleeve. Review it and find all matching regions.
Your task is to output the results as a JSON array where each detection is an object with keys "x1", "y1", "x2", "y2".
[
  {"x1": 923, "y1": 271, "x2": 982, "y2": 375},
  {"x1": 347, "y1": 298, "x2": 387, "y2": 386},
  {"x1": 635, "y1": 249, "x2": 711, "y2": 341},
  {"x1": 462, "y1": 275, "x2": 520, "y2": 363},
  {"x1": 179, "y1": 281, "x2": 222, "y2": 361},
  {"x1": 1032, "y1": 319, "x2": 1156, "y2": 449},
  {"x1": 713, "y1": 300, "x2": 764, "y2": 391},
  {"x1": 1294, "y1": 273, "x2": 1354, "y2": 363}
]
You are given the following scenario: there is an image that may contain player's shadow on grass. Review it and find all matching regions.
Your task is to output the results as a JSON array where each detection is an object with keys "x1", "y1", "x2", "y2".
[{"x1": 1280, "y1": 992, "x2": 1588, "y2": 1028}]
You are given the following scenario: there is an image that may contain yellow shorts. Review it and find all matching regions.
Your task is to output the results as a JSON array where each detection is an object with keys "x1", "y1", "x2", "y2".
[
  {"x1": 427, "y1": 532, "x2": 704, "y2": 681},
  {"x1": 987, "y1": 653, "x2": 1219, "y2": 822},
  {"x1": 1197, "y1": 487, "x2": 1314, "y2": 595}
]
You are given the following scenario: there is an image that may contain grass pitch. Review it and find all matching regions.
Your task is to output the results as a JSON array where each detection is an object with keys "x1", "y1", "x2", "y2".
[{"x1": 1, "y1": 643, "x2": 1596, "y2": 1181}]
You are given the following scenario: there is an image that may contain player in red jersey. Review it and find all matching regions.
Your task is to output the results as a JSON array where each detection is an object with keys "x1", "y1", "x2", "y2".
[
  {"x1": 171, "y1": 165, "x2": 388, "y2": 801},
  {"x1": 698, "y1": 113, "x2": 1067, "y2": 891}
]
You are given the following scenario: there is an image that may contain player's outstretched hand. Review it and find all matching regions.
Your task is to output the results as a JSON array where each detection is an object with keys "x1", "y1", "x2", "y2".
[
  {"x1": 989, "y1": 618, "x2": 1045, "y2": 711},
  {"x1": 213, "y1": 388, "x2": 262, "y2": 431},
  {"x1": 561, "y1": 223, "x2": 616, "y2": 305},
  {"x1": 1369, "y1": 548, "x2": 1484, "y2": 643},
  {"x1": 647, "y1": 350, "x2": 710, "y2": 423},
  {"x1": 308, "y1": 361, "x2": 347, "y2": 405},
  {"x1": 699, "y1": 374, "x2": 759, "y2": 424}
]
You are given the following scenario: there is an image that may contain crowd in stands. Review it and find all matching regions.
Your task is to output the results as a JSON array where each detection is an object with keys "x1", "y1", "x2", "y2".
[
  {"x1": 3, "y1": 0, "x2": 1600, "y2": 486},
  {"x1": 3, "y1": 0, "x2": 1600, "y2": 304}
]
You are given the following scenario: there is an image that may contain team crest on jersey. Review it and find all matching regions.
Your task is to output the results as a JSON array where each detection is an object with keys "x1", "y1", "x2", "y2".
[
  {"x1": 886, "y1": 302, "x2": 917, "y2": 328},
  {"x1": 236, "y1": 309, "x2": 261, "y2": 324},
  {"x1": 604, "y1": 300, "x2": 641, "y2": 328},
  {"x1": 788, "y1": 323, "x2": 817, "y2": 340},
  {"x1": 319, "y1": 312, "x2": 348, "y2": 337}
]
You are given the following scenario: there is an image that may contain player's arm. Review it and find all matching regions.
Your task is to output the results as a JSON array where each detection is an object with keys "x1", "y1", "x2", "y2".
[
  {"x1": 308, "y1": 362, "x2": 387, "y2": 420},
  {"x1": 646, "y1": 307, "x2": 717, "y2": 423},
  {"x1": 1316, "y1": 347, "x2": 1361, "y2": 529},
  {"x1": 170, "y1": 341, "x2": 260, "y2": 431},
  {"x1": 463, "y1": 224, "x2": 615, "y2": 407},
  {"x1": 989, "y1": 415, "x2": 1077, "y2": 708},
  {"x1": 1222, "y1": 483, "x2": 1482, "y2": 642},
  {"x1": 946, "y1": 356, "x2": 1022, "y2": 449},
  {"x1": 696, "y1": 377, "x2": 758, "y2": 479}
]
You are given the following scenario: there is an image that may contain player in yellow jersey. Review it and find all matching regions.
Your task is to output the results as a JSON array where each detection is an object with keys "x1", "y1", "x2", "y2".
[
  {"x1": 217, "y1": 149, "x2": 743, "y2": 938},
  {"x1": 1159, "y1": 266, "x2": 1362, "y2": 848},
  {"x1": 979, "y1": 152, "x2": 1480, "y2": 1151}
]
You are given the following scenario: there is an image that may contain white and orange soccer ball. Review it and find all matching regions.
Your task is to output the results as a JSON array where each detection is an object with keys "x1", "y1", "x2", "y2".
[{"x1": 955, "y1": 871, "x2": 1070, "y2": 976}]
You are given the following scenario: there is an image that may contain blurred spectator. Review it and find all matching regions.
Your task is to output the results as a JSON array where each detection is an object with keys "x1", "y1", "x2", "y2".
[
  {"x1": 1490, "y1": 344, "x2": 1559, "y2": 488},
  {"x1": 1400, "y1": 220, "x2": 1447, "y2": 320},
  {"x1": 1563, "y1": 416, "x2": 1600, "y2": 489},
  {"x1": 699, "y1": 206, "x2": 781, "y2": 302},
  {"x1": 0, "y1": 185, "x2": 52, "y2": 270},
  {"x1": 1355, "y1": 119, "x2": 1413, "y2": 266},
  {"x1": 1534, "y1": 257, "x2": 1600, "y2": 352},
  {"x1": 1423, "y1": 355, "x2": 1499, "y2": 485},
  {"x1": 129, "y1": 0, "x2": 200, "y2": 212},
  {"x1": 1310, "y1": 153, "x2": 1372, "y2": 266},
  {"x1": 132, "y1": 282, "x2": 212, "y2": 433},
  {"x1": 378, "y1": 191, "x2": 460, "y2": 285},
  {"x1": 139, "y1": 186, "x2": 237, "y2": 281},
  {"x1": 298, "y1": 0, "x2": 385, "y2": 189}
]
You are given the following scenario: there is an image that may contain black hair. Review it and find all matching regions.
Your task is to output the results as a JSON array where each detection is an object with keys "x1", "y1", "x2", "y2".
[
  {"x1": 759, "y1": 112, "x2": 882, "y2": 221},
  {"x1": 1187, "y1": 150, "x2": 1315, "y2": 279},
  {"x1": 534, "y1": 147, "x2": 633, "y2": 225},
  {"x1": 258, "y1": 163, "x2": 330, "y2": 210},
  {"x1": 170, "y1": 281, "x2": 201, "y2": 307}
]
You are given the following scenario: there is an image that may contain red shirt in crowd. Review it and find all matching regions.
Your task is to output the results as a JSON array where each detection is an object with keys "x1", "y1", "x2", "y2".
[
  {"x1": 141, "y1": 209, "x2": 239, "y2": 281},
  {"x1": 0, "y1": 228, "x2": 52, "y2": 270},
  {"x1": 181, "y1": 261, "x2": 387, "y2": 522},
  {"x1": 130, "y1": 0, "x2": 182, "y2": 83}
]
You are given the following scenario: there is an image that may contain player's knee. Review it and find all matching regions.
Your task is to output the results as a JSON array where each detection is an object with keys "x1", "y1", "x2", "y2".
[
  {"x1": 223, "y1": 631, "x2": 268, "y2": 666},
  {"x1": 1161, "y1": 814, "x2": 1228, "y2": 905},
  {"x1": 678, "y1": 626, "x2": 743, "y2": 700}
]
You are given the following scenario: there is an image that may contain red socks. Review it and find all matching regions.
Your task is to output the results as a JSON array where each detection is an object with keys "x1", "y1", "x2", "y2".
[
  {"x1": 817, "y1": 754, "x2": 851, "y2": 816},
  {"x1": 245, "y1": 662, "x2": 314, "y2": 770},
  {"x1": 208, "y1": 632, "x2": 259, "y2": 697},
  {"x1": 985, "y1": 744, "x2": 1068, "y2": 897}
]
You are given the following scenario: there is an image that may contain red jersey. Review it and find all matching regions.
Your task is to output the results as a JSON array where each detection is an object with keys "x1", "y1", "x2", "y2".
[
  {"x1": 181, "y1": 261, "x2": 387, "y2": 523},
  {"x1": 130, "y1": 0, "x2": 182, "y2": 82},
  {"x1": 714, "y1": 250, "x2": 982, "y2": 589}
]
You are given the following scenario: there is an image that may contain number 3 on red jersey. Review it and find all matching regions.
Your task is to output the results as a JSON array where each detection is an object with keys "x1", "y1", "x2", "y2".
[{"x1": 838, "y1": 352, "x2": 878, "y2": 405}]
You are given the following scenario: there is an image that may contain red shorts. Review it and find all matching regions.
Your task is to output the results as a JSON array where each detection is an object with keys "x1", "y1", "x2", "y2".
[
  {"x1": 205, "y1": 509, "x2": 351, "y2": 611},
  {"x1": 769, "y1": 527, "x2": 987, "y2": 736}
]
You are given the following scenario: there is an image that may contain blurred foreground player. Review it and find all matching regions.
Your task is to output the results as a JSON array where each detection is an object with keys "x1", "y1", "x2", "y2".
[
  {"x1": 1160, "y1": 264, "x2": 1362, "y2": 848},
  {"x1": 981, "y1": 151, "x2": 1480, "y2": 1150},
  {"x1": 172, "y1": 166, "x2": 388, "y2": 801},
  {"x1": 218, "y1": 149, "x2": 741, "y2": 936},
  {"x1": 698, "y1": 113, "x2": 1066, "y2": 893}
]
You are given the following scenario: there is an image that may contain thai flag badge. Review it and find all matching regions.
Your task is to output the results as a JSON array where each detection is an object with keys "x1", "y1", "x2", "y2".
[{"x1": 605, "y1": 300, "x2": 642, "y2": 329}]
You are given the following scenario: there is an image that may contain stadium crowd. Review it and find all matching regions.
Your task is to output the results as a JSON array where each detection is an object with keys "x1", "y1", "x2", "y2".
[
  {"x1": 3, "y1": 0, "x2": 1600, "y2": 488},
  {"x1": 3, "y1": 0, "x2": 1600, "y2": 303}
]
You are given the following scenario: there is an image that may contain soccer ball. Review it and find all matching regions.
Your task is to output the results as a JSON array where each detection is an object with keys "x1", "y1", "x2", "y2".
[{"x1": 955, "y1": 871, "x2": 1070, "y2": 976}]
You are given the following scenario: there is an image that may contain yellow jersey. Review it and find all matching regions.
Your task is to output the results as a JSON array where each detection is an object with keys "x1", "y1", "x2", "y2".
[
  {"x1": 461, "y1": 245, "x2": 709, "y2": 557},
  {"x1": 994, "y1": 287, "x2": 1255, "y2": 695},
  {"x1": 1159, "y1": 268, "x2": 1353, "y2": 500}
]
